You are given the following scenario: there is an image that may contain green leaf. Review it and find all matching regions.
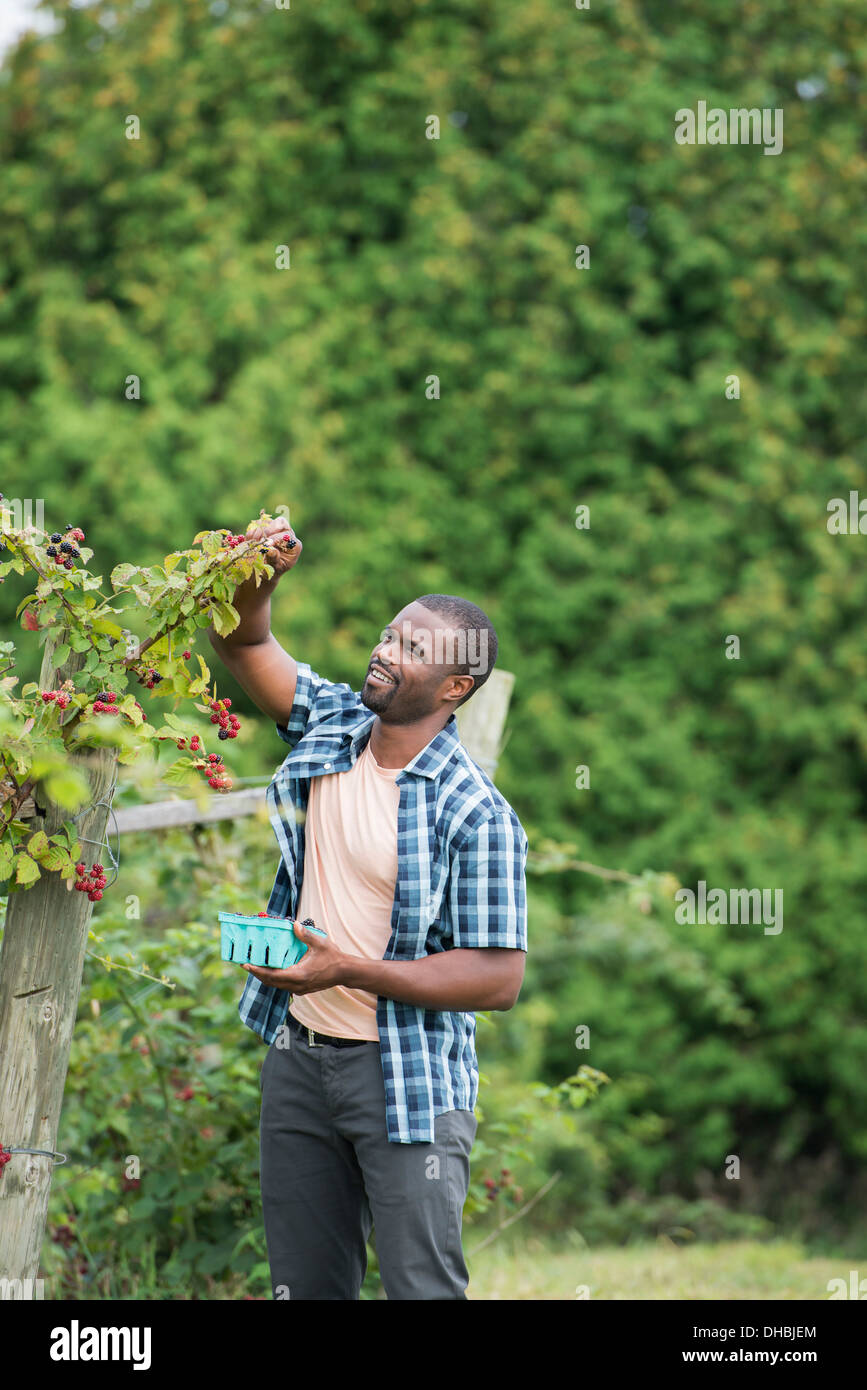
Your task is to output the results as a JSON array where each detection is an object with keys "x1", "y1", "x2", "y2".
[
  {"x1": 27, "y1": 830, "x2": 49, "y2": 859},
  {"x1": 0, "y1": 842, "x2": 13, "y2": 880},
  {"x1": 53, "y1": 643, "x2": 70, "y2": 667},
  {"x1": 15, "y1": 853, "x2": 40, "y2": 885},
  {"x1": 92, "y1": 619, "x2": 124, "y2": 639},
  {"x1": 111, "y1": 563, "x2": 138, "y2": 588},
  {"x1": 211, "y1": 601, "x2": 240, "y2": 637},
  {"x1": 164, "y1": 553, "x2": 180, "y2": 574},
  {"x1": 43, "y1": 843, "x2": 71, "y2": 871}
]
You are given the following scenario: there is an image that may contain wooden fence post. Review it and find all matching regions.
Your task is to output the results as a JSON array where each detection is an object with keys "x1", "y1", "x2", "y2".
[
  {"x1": 455, "y1": 668, "x2": 515, "y2": 781},
  {"x1": 0, "y1": 630, "x2": 117, "y2": 1283}
]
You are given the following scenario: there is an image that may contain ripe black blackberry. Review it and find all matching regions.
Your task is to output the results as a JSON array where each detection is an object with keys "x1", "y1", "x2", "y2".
[
  {"x1": 64, "y1": 558, "x2": 74, "y2": 569},
  {"x1": 50, "y1": 532, "x2": 62, "y2": 543},
  {"x1": 60, "y1": 541, "x2": 72, "y2": 555},
  {"x1": 46, "y1": 545, "x2": 57, "y2": 557},
  {"x1": 218, "y1": 728, "x2": 229, "y2": 740}
]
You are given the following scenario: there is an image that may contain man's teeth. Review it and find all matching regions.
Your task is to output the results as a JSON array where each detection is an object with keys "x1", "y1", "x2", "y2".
[{"x1": 371, "y1": 667, "x2": 395, "y2": 683}]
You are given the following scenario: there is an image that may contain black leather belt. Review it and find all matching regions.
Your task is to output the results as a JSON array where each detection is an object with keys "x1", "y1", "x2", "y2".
[{"x1": 286, "y1": 1010, "x2": 376, "y2": 1049}]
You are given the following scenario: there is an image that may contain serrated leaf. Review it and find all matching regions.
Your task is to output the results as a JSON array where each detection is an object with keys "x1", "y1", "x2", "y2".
[
  {"x1": 212, "y1": 601, "x2": 240, "y2": 637},
  {"x1": 43, "y1": 844, "x2": 70, "y2": 870},
  {"x1": 53, "y1": 643, "x2": 70, "y2": 667},
  {"x1": 132, "y1": 586, "x2": 152, "y2": 608},
  {"x1": 15, "y1": 853, "x2": 40, "y2": 884},
  {"x1": 92, "y1": 619, "x2": 124, "y2": 638},
  {"x1": 111, "y1": 563, "x2": 138, "y2": 587},
  {"x1": 163, "y1": 711, "x2": 193, "y2": 733},
  {"x1": 27, "y1": 830, "x2": 49, "y2": 858},
  {"x1": 162, "y1": 759, "x2": 200, "y2": 787},
  {"x1": 164, "y1": 553, "x2": 180, "y2": 574}
]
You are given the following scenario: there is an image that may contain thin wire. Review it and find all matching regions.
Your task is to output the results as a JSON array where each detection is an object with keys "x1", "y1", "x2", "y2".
[
  {"x1": 4, "y1": 1147, "x2": 67, "y2": 1165},
  {"x1": 68, "y1": 769, "x2": 121, "y2": 887}
]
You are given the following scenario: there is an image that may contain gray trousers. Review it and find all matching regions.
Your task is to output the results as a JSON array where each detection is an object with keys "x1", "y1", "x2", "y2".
[{"x1": 259, "y1": 1015, "x2": 477, "y2": 1300}]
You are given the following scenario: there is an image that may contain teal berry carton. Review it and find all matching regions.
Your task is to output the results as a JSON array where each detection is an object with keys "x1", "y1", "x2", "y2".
[{"x1": 218, "y1": 911, "x2": 325, "y2": 969}]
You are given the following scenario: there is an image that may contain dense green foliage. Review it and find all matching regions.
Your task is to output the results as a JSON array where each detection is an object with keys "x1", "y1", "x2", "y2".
[{"x1": 2, "y1": 0, "x2": 866, "y2": 1275}]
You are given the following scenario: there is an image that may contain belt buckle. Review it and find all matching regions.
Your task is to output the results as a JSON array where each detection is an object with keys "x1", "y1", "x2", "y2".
[{"x1": 306, "y1": 1026, "x2": 324, "y2": 1048}]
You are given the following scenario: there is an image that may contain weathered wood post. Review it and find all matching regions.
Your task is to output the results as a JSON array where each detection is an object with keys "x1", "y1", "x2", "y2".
[
  {"x1": 0, "y1": 631, "x2": 117, "y2": 1284},
  {"x1": 456, "y1": 668, "x2": 515, "y2": 781}
]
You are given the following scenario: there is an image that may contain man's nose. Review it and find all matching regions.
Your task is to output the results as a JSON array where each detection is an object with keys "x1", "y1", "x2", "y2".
[{"x1": 373, "y1": 634, "x2": 400, "y2": 664}]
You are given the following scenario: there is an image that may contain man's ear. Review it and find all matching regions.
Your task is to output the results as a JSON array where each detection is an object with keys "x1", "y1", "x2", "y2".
[{"x1": 443, "y1": 674, "x2": 475, "y2": 706}]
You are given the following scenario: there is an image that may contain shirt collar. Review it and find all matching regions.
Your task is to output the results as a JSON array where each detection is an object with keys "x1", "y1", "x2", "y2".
[{"x1": 347, "y1": 710, "x2": 461, "y2": 781}]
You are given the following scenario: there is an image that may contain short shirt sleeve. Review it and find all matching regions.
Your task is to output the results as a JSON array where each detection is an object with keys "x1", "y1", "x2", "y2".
[
  {"x1": 275, "y1": 661, "x2": 358, "y2": 750},
  {"x1": 448, "y1": 811, "x2": 529, "y2": 951}
]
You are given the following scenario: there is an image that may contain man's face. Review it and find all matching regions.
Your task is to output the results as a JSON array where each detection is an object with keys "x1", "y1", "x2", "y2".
[{"x1": 360, "y1": 602, "x2": 474, "y2": 723}]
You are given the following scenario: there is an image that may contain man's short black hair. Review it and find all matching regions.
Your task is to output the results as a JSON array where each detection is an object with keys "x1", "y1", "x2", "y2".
[{"x1": 413, "y1": 594, "x2": 498, "y2": 708}]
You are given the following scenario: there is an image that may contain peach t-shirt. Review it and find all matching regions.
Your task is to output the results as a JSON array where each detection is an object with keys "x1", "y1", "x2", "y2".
[{"x1": 288, "y1": 739, "x2": 401, "y2": 1040}]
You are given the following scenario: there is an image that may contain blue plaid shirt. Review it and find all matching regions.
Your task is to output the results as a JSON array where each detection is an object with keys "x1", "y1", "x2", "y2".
[{"x1": 238, "y1": 662, "x2": 529, "y2": 1143}]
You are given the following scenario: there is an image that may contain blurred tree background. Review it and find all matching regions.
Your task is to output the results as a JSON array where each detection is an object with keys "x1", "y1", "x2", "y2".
[{"x1": 1, "y1": 0, "x2": 866, "y2": 1293}]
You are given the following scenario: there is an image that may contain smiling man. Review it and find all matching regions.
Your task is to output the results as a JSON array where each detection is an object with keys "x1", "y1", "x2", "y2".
[{"x1": 208, "y1": 516, "x2": 528, "y2": 1301}]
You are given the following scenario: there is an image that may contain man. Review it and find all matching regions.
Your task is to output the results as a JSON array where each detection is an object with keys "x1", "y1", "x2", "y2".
[{"x1": 209, "y1": 515, "x2": 528, "y2": 1301}]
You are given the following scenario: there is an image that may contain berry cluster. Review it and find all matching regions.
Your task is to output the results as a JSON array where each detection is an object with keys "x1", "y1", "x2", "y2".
[
  {"x1": 74, "y1": 862, "x2": 108, "y2": 901},
  {"x1": 45, "y1": 526, "x2": 85, "y2": 571},
  {"x1": 209, "y1": 698, "x2": 240, "y2": 740},
  {"x1": 280, "y1": 532, "x2": 297, "y2": 549},
  {"x1": 198, "y1": 752, "x2": 232, "y2": 791},
  {"x1": 483, "y1": 1169, "x2": 523, "y2": 1204},
  {"x1": 222, "y1": 533, "x2": 247, "y2": 550},
  {"x1": 175, "y1": 734, "x2": 201, "y2": 752},
  {"x1": 139, "y1": 669, "x2": 164, "y2": 690},
  {"x1": 41, "y1": 689, "x2": 72, "y2": 710},
  {"x1": 92, "y1": 690, "x2": 119, "y2": 715}
]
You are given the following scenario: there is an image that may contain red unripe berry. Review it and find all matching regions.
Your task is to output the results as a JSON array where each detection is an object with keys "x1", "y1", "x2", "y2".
[
  {"x1": 208, "y1": 753, "x2": 219, "y2": 762},
  {"x1": 106, "y1": 691, "x2": 116, "y2": 702},
  {"x1": 76, "y1": 863, "x2": 86, "y2": 875},
  {"x1": 183, "y1": 650, "x2": 191, "y2": 660},
  {"x1": 177, "y1": 739, "x2": 186, "y2": 749},
  {"x1": 90, "y1": 890, "x2": 103, "y2": 901},
  {"x1": 207, "y1": 777, "x2": 220, "y2": 788},
  {"x1": 222, "y1": 699, "x2": 231, "y2": 709},
  {"x1": 210, "y1": 713, "x2": 219, "y2": 724},
  {"x1": 228, "y1": 729, "x2": 238, "y2": 738}
]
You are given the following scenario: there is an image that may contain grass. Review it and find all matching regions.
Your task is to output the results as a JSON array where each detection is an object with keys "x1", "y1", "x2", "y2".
[{"x1": 465, "y1": 1236, "x2": 855, "y2": 1300}]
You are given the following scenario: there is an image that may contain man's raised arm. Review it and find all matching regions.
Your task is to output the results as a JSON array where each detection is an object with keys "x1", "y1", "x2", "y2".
[{"x1": 207, "y1": 518, "x2": 302, "y2": 727}]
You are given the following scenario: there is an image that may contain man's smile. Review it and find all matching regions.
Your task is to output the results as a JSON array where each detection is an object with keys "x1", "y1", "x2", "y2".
[{"x1": 366, "y1": 662, "x2": 398, "y2": 686}]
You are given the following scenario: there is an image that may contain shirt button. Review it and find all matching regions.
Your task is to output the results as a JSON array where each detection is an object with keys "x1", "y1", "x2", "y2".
[{"x1": 324, "y1": 762, "x2": 332, "y2": 769}]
